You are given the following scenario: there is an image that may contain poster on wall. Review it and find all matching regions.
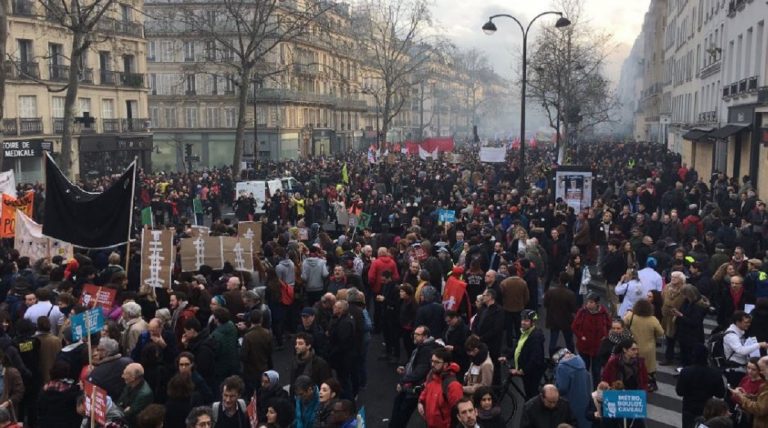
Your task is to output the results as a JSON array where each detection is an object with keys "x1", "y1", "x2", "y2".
[{"x1": 555, "y1": 167, "x2": 593, "y2": 212}]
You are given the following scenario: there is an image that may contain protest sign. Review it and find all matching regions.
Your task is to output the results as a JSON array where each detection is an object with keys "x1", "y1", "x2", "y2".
[
  {"x1": 140, "y1": 228, "x2": 175, "y2": 289},
  {"x1": 602, "y1": 390, "x2": 647, "y2": 419},
  {"x1": 357, "y1": 212, "x2": 371, "y2": 230},
  {"x1": 0, "y1": 170, "x2": 15, "y2": 196},
  {"x1": 14, "y1": 211, "x2": 73, "y2": 263},
  {"x1": 221, "y1": 236, "x2": 254, "y2": 272},
  {"x1": 71, "y1": 308, "x2": 105, "y2": 341},
  {"x1": 438, "y1": 209, "x2": 456, "y2": 223},
  {"x1": 479, "y1": 147, "x2": 507, "y2": 163},
  {"x1": 80, "y1": 284, "x2": 117, "y2": 308},
  {"x1": 180, "y1": 236, "x2": 224, "y2": 271},
  {"x1": 189, "y1": 225, "x2": 209, "y2": 238},
  {"x1": 237, "y1": 221, "x2": 262, "y2": 253},
  {"x1": 83, "y1": 381, "x2": 108, "y2": 426}
]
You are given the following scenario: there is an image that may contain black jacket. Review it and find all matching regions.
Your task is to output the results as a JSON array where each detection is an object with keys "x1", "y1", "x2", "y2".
[
  {"x1": 472, "y1": 303, "x2": 505, "y2": 358},
  {"x1": 415, "y1": 302, "x2": 446, "y2": 339},
  {"x1": 186, "y1": 329, "x2": 218, "y2": 388},
  {"x1": 676, "y1": 364, "x2": 726, "y2": 415},
  {"x1": 510, "y1": 327, "x2": 547, "y2": 376},
  {"x1": 521, "y1": 396, "x2": 576, "y2": 428},
  {"x1": 675, "y1": 298, "x2": 708, "y2": 346},
  {"x1": 37, "y1": 380, "x2": 82, "y2": 428},
  {"x1": 328, "y1": 313, "x2": 357, "y2": 366},
  {"x1": 400, "y1": 338, "x2": 439, "y2": 387}
]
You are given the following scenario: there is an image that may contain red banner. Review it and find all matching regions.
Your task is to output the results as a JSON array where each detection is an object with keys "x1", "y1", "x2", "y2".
[{"x1": 83, "y1": 381, "x2": 108, "y2": 426}]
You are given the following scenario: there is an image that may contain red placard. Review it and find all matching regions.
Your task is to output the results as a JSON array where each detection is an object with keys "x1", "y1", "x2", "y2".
[
  {"x1": 79, "y1": 284, "x2": 117, "y2": 309},
  {"x1": 83, "y1": 381, "x2": 108, "y2": 426}
]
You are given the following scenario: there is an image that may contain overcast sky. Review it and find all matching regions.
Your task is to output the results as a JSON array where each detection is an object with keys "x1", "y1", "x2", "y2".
[{"x1": 427, "y1": 0, "x2": 651, "y2": 87}]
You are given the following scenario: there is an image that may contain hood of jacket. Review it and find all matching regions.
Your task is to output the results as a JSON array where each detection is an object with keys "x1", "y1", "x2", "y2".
[
  {"x1": 559, "y1": 354, "x2": 587, "y2": 372},
  {"x1": 451, "y1": 266, "x2": 464, "y2": 276},
  {"x1": 304, "y1": 257, "x2": 323, "y2": 268}
]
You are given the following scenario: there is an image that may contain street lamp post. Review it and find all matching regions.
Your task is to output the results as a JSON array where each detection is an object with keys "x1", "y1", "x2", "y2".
[{"x1": 482, "y1": 12, "x2": 570, "y2": 188}]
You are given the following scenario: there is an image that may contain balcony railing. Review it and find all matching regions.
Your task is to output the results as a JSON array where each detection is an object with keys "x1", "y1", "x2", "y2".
[
  {"x1": 120, "y1": 72, "x2": 146, "y2": 88},
  {"x1": 100, "y1": 70, "x2": 117, "y2": 85},
  {"x1": 2, "y1": 119, "x2": 18, "y2": 136},
  {"x1": 103, "y1": 118, "x2": 120, "y2": 133},
  {"x1": 121, "y1": 118, "x2": 148, "y2": 132},
  {"x1": 6, "y1": 61, "x2": 40, "y2": 80},
  {"x1": 293, "y1": 63, "x2": 320, "y2": 76},
  {"x1": 52, "y1": 118, "x2": 65, "y2": 133},
  {"x1": 96, "y1": 17, "x2": 143, "y2": 38},
  {"x1": 49, "y1": 64, "x2": 70, "y2": 82},
  {"x1": 19, "y1": 118, "x2": 43, "y2": 135},
  {"x1": 11, "y1": 0, "x2": 35, "y2": 16}
]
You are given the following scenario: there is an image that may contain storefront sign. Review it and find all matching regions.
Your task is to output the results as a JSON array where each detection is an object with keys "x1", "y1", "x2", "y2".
[{"x1": 2, "y1": 139, "x2": 51, "y2": 158}]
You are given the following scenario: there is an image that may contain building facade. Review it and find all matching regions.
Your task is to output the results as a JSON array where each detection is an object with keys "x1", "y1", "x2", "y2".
[{"x1": 3, "y1": 0, "x2": 152, "y2": 181}]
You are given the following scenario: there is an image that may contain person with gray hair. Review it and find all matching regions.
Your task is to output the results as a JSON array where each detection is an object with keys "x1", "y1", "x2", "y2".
[
  {"x1": 88, "y1": 337, "x2": 133, "y2": 399},
  {"x1": 121, "y1": 301, "x2": 148, "y2": 355},
  {"x1": 185, "y1": 406, "x2": 213, "y2": 428},
  {"x1": 117, "y1": 362, "x2": 153, "y2": 426}
]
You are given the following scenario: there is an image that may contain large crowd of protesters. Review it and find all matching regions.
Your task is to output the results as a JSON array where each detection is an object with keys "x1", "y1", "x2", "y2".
[{"x1": 0, "y1": 139, "x2": 767, "y2": 428}]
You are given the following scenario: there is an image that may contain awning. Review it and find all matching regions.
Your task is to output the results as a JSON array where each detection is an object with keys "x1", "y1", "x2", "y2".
[
  {"x1": 709, "y1": 123, "x2": 751, "y2": 139},
  {"x1": 682, "y1": 129, "x2": 713, "y2": 141}
]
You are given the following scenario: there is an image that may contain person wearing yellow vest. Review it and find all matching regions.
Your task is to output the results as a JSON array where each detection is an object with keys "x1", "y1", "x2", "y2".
[
  {"x1": 499, "y1": 309, "x2": 546, "y2": 400},
  {"x1": 293, "y1": 193, "x2": 306, "y2": 218}
]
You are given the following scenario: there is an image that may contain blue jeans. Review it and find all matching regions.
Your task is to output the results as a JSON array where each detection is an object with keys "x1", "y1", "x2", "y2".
[{"x1": 549, "y1": 328, "x2": 575, "y2": 357}]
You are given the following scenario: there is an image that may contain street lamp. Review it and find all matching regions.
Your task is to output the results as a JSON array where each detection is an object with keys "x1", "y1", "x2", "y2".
[{"x1": 482, "y1": 12, "x2": 570, "y2": 188}]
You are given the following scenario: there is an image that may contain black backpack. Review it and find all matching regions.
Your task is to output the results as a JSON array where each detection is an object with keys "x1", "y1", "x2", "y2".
[{"x1": 707, "y1": 330, "x2": 740, "y2": 369}]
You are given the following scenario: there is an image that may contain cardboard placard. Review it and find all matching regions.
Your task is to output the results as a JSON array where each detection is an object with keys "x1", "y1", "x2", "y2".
[
  {"x1": 237, "y1": 221, "x2": 262, "y2": 253},
  {"x1": 180, "y1": 236, "x2": 223, "y2": 271},
  {"x1": 140, "y1": 228, "x2": 175, "y2": 289},
  {"x1": 221, "y1": 236, "x2": 254, "y2": 272},
  {"x1": 83, "y1": 381, "x2": 108, "y2": 426},
  {"x1": 80, "y1": 284, "x2": 117, "y2": 308},
  {"x1": 71, "y1": 308, "x2": 104, "y2": 341}
]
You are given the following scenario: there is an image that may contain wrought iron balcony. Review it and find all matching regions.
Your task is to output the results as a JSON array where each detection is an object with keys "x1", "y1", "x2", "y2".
[
  {"x1": 120, "y1": 72, "x2": 146, "y2": 88},
  {"x1": 79, "y1": 68, "x2": 94, "y2": 83},
  {"x1": 52, "y1": 118, "x2": 65, "y2": 133},
  {"x1": 19, "y1": 118, "x2": 43, "y2": 135},
  {"x1": 6, "y1": 61, "x2": 41, "y2": 80},
  {"x1": 49, "y1": 64, "x2": 70, "y2": 82},
  {"x1": 96, "y1": 17, "x2": 143, "y2": 38},
  {"x1": 121, "y1": 118, "x2": 149, "y2": 132},
  {"x1": 100, "y1": 70, "x2": 118, "y2": 85},
  {"x1": 103, "y1": 118, "x2": 120, "y2": 133},
  {"x1": 2, "y1": 119, "x2": 18, "y2": 136}
]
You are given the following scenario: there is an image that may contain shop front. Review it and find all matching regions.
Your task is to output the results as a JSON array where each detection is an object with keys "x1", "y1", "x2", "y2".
[
  {"x1": 79, "y1": 134, "x2": 153, "y2": 178},
  {"x1": 1, "y1": 138, "x2": 53, "y2": 184}
]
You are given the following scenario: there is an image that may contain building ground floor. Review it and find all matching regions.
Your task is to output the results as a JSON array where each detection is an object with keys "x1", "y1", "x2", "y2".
[
  {"x1": 151, "y1": 127, "x2": 364, "y2": 172},
  {"x1": 680, "y1": 102, "x2": 768, "y2": 200}
]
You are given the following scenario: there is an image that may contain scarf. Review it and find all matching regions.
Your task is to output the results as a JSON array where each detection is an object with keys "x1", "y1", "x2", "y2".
[
  {"x1": 731, "y1": 286, "x2": 745, "y2": 311},
  {"x1": 608, "y1": 329, "x2": 632, "y2": 345}
]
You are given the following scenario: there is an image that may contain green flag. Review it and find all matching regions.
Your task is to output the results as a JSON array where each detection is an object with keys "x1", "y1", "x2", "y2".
[
  {"x1": 357, "y1": 212, "x2": 371, "y2": 230},
  {"x1": 193, "y1": 197, "x2": 204, "y2": 214},
  {"x1": 141, "y1": 207, "x2": 153, "y2": 227}
]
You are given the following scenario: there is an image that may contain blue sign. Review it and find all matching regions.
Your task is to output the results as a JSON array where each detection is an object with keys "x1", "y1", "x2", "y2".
[
  {"x1": 438, "y1": 209, "x2": 456, "y2": 223},
  {"x1": 602, "y1": 390, "x2": 647, "y2": 419},
  {"x1": 71, "y1": 308, "x2": 105, "y2": 341}
]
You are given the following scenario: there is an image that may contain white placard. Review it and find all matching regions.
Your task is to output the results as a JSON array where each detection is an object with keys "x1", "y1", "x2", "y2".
[{"x1": 479, "y1": 147, "x2": 506, "y2": 163}]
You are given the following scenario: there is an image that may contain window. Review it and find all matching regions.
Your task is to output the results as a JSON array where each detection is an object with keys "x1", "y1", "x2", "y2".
[
  {"x1": 224, "y1": 75, "x2": 235, "y2": 94},
  {"x1": 186, "y1": 74, "x2": 196, "y2": 94},
  {"x1": 52, "y1": 96, "x2": 65, "y2": 117},
  {"x1": 224, "y1": 107, "x2": 236, "y2": 127},
  {"x1": 78, "y1": 97, "x2": 91, "y2": 116},
  {"x1": 148, "y1": 41, "x2": 156, "y2": 61},
  {"x1": 184, "y1": 41, "x2": 195, "y2": 62},
  {"x1": 149, "y1": 106, "x2": 159, "y2": 128},
  {"x1": 159, "y1": 41, "x2": 174, "y2": 62},
  {"x1": 120, "y1": 4, "x2": 131, "y2": 22},
  {"x1": 19, "y1": 96, "x2": 37, "y2": 117},
  {"x1": 204, "y1": 107, "x2": 220, "y2": 128},
  {"x1": 184, "y1": 107, "x2": 198, "y2": 128},
  {"x1": 205, "y1": 41, "x2": 216, "y2": 61},
  {"x1": 163, "y1": 107, "x2": 177, "y2": 128},
  {"x1": 102, "y1": 99, "x2": 114, "y2": 119},
  {"x1": 149, "y1": 74, "x2": 157, "y2": 95}
]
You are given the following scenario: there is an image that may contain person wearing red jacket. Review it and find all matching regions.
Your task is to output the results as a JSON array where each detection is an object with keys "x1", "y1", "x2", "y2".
[
  {"x1": 571, "y1": 292, "x2": 611, "y2": 387},
  {"x1": 601, "y1": 338, "x2": 649, "y2": 392},
  {"x1": 368, "y1": 247, "x2": 400, "y2": 295},
  {"x1": 442, "y1": 266, "x2": 472, "y2": 321},
  {"x1": 418, "y1": 347, "x2": 464, "y2": 428}
]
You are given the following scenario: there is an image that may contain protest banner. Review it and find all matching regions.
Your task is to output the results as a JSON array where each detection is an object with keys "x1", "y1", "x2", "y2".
[
  {"x1": 80, "y1": 284, "x2": 117, "y2": 308},
  {"x1": 1, "y1": 190, "x2": 34, "y2": 238},
  {"x1": 0, "y1": 170, "x2": 15, "y2": 196},
  {"x1": 221, "y1": 236, "x2": 254, "y2": 272},
  {"x1": 14, "y1": 211, "x2": 73, "y2": 263},
  {"x1": 83, "y1": 381, "x2": 108, "y2": 426},
  {"x1": 237, "y1": 221, "x2": 262, "y2": 253},
  {"x1": 140, "y1": 227, "x2": 175, "y2": 289},
  {"x1": 479, "y1": 147, "x2": 507, "y2": 163}
]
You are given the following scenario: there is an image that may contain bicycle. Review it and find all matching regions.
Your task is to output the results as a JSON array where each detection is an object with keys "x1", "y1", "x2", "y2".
[{"x1": 491, "y1": 358, "x2": 558, "y2": 425}]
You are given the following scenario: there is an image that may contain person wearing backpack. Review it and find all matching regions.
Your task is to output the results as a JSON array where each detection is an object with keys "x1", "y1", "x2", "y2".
[
  {"x1": 745, "y1": 259, "x2": 768, "y2": 299},
  {"x1": 722, "y1": 311, "x2": 768, "y2": 387},
  {"x1": 211, "y1": 375, "x2": 248, "y2": 428},
  {"x1": 417, "y1": 347, "x2": 464, "y2": 428}
]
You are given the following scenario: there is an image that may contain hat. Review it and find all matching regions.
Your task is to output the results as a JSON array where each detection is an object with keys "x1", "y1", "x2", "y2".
[
  {"x1": 301, "y1": 307, "x2": 316, "y2": 317},
  {"x1": 586, "y1": 292, "x2": 600, "y2": 302},
  {"x1": 646, "y1": 257, "x2": 657, "y2": 269},
  {"x1": 521, "y1": 309, "x2": 538, "y2": 322},
  {"x1": 437, "y1": 247, "x2": 449, "y2": 254},
  {"x1": 552, "y1": 348, "x2": 571, "y2": 364},
  {"x1": 748, "y1": 258, "x2": 763, "y2": 268},
  {"x1": 193, "y1": 274, "x2": 207, "y2": 285}
]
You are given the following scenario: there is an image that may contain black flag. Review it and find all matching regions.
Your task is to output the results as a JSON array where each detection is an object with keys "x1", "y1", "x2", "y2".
[{"x1": 43, "y1": 153, "x2": 136, "y2": 248}]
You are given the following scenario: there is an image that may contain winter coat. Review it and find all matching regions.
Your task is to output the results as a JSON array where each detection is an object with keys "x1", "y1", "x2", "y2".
[
  {"x1": 88, "y1": 353, "x2": 132, "y2": 399},
  {"x1": 185, "y1": 329, "x2": 217, "y2": 388},
  {"x1": 543, "y1": 286, "x2": 578, "y2": 331},
  {"x1": 555, "y1": 355, "x2": 593, "y2": 428},
  {"x1": 472, "y1": 303, "x2": 504, "y2": 358},
  {"x1": 675, "y1": 297, "x2": 710, "y2": 346},
  {"x1": 368, "y1": 255, "x2": 400, "y2": 294},
  {"x1": 463, "y1": 345, "x2": 494, "y2": 395},
  {"x1": 521, "y1": 395, "x2": 576, "y2": 428},
  {"x1": 418, "y1": 362, "x2": 464, "y2": 428},
  {"x1": 289, "y1": 351, "x2": 332, "y2": 395},
  {"x1": 36, "y1": 332, "x2": 62, "y2": 385},
  {"x1": 295, "y1": 386, "x2": 320, "y2": 428},
  {"x1": 301, "y1": 256, "x2": 329, "y2": 292},
  {"x1": 240, "y1": 325, "x2": 272, "y2": 383},
  {"x1": 601, "y1": 354, "x2": 649, "y2": 391},
  {"x1": 676, "y1": 363, "x2": 726, "y2": 417},
  {"x1": 661, "y1": 285, "x2": 686, "y2": 337},
  {"x1": 616, "y1": 279, "x2": 644, "y2": 317},
  {"x1": 571, "y1": 305, "x2": 612, "y2": 357},
  {"x1": 116, "y1": 380, "x2": 153, "y2": 425},
  {"x1": 0, "y1": 367, "x2": 23, "y2": 417},
  {"x1": 623, "y1": 312, "x2": 664, "y2": 373},
  {"x1": 499, "y1": 276, "x2": 529, "y2": 312},
  {"x1": 211, "y1": 321, "x2": 240, "y2": 382},
  {"x1": 37, "y1": 379, "x2": 81, "y2": 428},
  {"x1": 415, "y1": 302, "x2": 446, "y2": 340},
  {"x1": 738, "y1": 381, "x2": 768, "y2": 428}
]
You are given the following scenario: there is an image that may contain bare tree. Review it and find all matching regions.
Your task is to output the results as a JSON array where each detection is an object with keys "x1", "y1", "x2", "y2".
[
  {"x1": 352, "y1": 0, "x2": 436, "y2": 150},
  {"x1": 0, "y1": 0, "x2": 7, "y2": 168},
  {"x1": 527, "y1": 0, "x2": 619, "y2": 161},
  {"x1": 35, "y1": 0, "x2": 119, "y2": 178},
  {"x1": 157, "y1": 0, "x2": 333, "y2": 178}
]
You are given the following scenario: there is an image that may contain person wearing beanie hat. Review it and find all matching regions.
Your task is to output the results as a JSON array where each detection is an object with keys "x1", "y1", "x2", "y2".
[
  {"x1": 415, "y1": 285, "x2": 446, "y2": 340},
  {"x1": 500, "y1": 307, "x2": 546, "y2": 400}
]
